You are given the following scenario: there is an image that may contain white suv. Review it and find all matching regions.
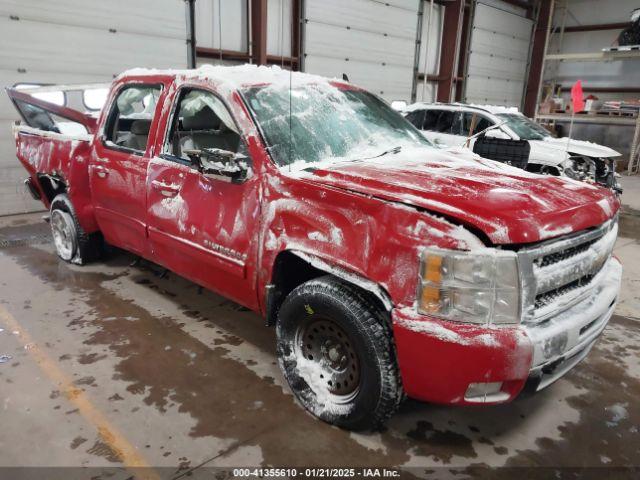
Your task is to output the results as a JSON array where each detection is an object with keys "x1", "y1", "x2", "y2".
[{"x1": 403, "y1": 103, "x2": 622, "y2": 192}]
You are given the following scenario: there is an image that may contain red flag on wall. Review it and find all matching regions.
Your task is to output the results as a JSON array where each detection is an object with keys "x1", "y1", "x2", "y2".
[{"x1": 571, "y1": 80, "x2": 585, "y2": 113}]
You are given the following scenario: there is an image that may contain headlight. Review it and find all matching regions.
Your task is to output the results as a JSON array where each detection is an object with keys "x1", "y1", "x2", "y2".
[
  {"x1": 562, "y1": 155, "x2": 596, "y2": 181},
  {"x1": 417, "y1": 248, "x2": 520, "y2": 325}
]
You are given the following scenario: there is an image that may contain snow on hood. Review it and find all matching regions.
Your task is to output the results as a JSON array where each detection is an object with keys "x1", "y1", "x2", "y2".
[
  {"x1": 288, "y1": 146, "x2": 619, "y2": 245},
  {"x1": 540, "y1": 136, "x2": 621, "y2": 159}
]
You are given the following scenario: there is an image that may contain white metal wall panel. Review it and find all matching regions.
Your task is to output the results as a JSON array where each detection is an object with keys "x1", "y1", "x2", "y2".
[
  {"x1": 463, "y1": 1, "x2": 533, "y2": 107},
  {"x1": 416, "y1": 2, "x2": 444, "y2": 102},
  {"x1": 0, "y1": 0, "x2": 186, "y2": 40},
  {"x1": 0, "y1": 2, "x2": 187, "y2": 216},
  {"x1": 305, "y1": 23, "x2": 416, "y2": 66},
  {"x1": 1, "y1": 19, "x2": 186, "y2": 77},
  {"x1": 267, "y1": 0, "x2": 292, "y2": 56},
  {"x1": 417, "y1": 3, "x2": 444, "y2": 75},
  {"x1": 372, "y1": 0, "x2": 420, "y2": 11},
  {"x1": 196, "y1": 0, "x2": 248, "y2": 53},
  {"x1": 303, "y1": 0, "x2": 420, "y2": 102},
  {"x1": 306, "y1": 0, "x2": 418, "y2": 39},
  {"x1": 305, "y1": 56, "x2": 413, "y2": 101}
]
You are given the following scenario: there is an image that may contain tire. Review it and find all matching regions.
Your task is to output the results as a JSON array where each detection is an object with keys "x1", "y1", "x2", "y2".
[
  {"x1": 276, "y1": 275, "x2": 403, "y2": 430},
  {"x1": 50, "y1": 194, "x2": 102, "y2": 264}
]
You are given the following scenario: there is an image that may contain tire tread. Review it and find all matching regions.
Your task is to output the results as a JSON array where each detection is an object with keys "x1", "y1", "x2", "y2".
[{"x1": 278, "y1": 275, "x2": 403, "y2": 430}]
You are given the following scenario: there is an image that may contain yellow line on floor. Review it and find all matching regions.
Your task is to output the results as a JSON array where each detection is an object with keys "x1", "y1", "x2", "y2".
[{"x1": 0, "y1": 304, "x2": 160, "y2": 480}]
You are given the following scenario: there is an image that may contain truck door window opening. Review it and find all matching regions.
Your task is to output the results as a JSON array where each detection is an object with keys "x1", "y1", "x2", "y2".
[
  {"x1": 164, "y1": 89, "x2": 241, "y2": 162},
  {"x1": 435, "y1": 110, "x2": 455, "y2": 133},
  {"x1": 422, "y1": 110, "x2": 440, "y2": 131},
  {"x1": 103, "y1": 84, "x2": 162, "y2": 154},
  {"x1": 461, "y1": 113, "x2": 492, "y2": 136}
]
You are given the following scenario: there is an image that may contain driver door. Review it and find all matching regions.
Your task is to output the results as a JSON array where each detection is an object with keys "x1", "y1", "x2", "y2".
[{"x1": 146, "y1": 86, "x2": 261, "y2": 309}]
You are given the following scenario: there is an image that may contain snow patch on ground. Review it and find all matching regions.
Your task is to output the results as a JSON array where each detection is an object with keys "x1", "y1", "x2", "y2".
[
  {"x1": 605, "y1": 403, "x2": 628, "y2": 427},
  {"x1": 349, "y1": 432, "x2": 388, "y2": 455}
]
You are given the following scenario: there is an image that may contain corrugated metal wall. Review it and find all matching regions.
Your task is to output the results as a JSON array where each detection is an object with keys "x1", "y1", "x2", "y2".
[
  {"x1": 302, "y1": 0, "x2": 421, "y2": 103},
  {"x1": 0, "y1": 0, "x2": 188, "y2": 216},
  {"x1": 463, "y1": 0, "x2": 533, "y2": 107},
  {"x1": 415, "y1": 2, "x2": 444, "y2": 103},
  {"x1": 195, "y1": 0, "x2": 249, "y2": 54}
]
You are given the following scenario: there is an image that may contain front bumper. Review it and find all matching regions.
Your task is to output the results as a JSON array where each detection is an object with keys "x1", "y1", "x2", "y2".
[
  {"x1": 392, "y1": 257, "x2": 622, "y2": 405},
  {"x1": 523, "y1": 256, "x2": 621, "y2": 391}
]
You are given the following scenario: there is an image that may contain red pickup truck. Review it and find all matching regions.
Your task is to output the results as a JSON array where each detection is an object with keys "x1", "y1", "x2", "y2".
[{"x1": 7, "y1": 65, "x2": 622, "y2": 430}]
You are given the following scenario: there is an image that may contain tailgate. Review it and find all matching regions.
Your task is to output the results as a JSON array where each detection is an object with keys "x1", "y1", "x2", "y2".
[{"x1": 6, "y1": 86, "x2": 100, "y2": 207}]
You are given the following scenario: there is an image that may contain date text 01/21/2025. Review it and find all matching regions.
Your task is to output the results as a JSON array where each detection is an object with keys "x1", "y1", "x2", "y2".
[{"x1": 232, "y1": 468, "x2": 401, "y2": 477}]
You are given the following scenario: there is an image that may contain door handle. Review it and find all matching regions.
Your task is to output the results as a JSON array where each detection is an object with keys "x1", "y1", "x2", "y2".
[
  {"x1": 94, "y1": 166, "x2": 109, "y2": 178},
  {"x1": 151, "y1": 180, "x2": 180, "y2": 197}
]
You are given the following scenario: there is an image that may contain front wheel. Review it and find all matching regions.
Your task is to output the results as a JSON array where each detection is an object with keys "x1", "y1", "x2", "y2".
[{"x1": 276, "y1": 276, "x2": 403, "y2": 430}]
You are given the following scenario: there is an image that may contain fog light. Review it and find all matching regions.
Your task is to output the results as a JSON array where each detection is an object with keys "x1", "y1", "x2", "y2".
[{"x1": 464, "y1": 382, "x2": 509, "y2": 403}]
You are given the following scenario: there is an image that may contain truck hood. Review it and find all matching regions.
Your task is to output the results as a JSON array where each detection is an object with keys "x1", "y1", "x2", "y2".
[
  {"x1": 530, "y1": 137, "x2": 621, "y2": 165},
  {"x1": 293, "y1": 147, "x2": 619, "y2": 245}
]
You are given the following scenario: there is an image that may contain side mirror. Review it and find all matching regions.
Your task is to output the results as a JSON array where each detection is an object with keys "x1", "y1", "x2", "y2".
[{"x1": 183, "y1": 148, "x2": 251, "y2": 183}]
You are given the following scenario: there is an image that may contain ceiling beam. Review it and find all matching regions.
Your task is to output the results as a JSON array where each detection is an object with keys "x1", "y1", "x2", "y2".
[{"x1": 562, "y1": 22, "x2": 629, "y2": 33}]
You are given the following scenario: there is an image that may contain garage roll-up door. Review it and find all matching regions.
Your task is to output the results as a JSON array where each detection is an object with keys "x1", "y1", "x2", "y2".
[
  {"x1": 463, "y1": 1, "x2": 534, "y2": 107},
  {"x1": 0, "y1": 0, "x2": 188, "y2": 216},
  {"x1": 302, "y1": 0, "x2": 420, "y2": 103}
]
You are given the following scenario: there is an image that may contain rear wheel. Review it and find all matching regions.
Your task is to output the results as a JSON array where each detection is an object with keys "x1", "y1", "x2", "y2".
[
  {"x1": 50, "y1": 194, "x2": 102, "y2": 264},
  {"x1": 276, "y1": 276, "x2": 402, "y2": 430},
  {"x1": 51, "y1": 209, "x2": 77, "y2": 261}
]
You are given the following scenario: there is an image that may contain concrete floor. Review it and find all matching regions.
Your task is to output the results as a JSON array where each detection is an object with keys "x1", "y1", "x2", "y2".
[{"x1": 0, "y1": 204, "x2": 639, "y2": 479}]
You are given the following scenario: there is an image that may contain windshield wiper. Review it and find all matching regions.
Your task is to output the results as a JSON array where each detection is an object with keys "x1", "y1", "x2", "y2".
[{"x1": 350, "y1": 145, "x2": 403, "y2": 162}]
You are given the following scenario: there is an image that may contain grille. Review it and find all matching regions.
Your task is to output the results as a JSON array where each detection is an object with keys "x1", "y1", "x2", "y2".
[
  {"x1": 534, "y1": 272, "x2": 596, "y2": 310},
  {"x1": 533, "y1": 236, "x2": 599, "y2": 268},
  {"x1": 518, "y1": 218, "x2": 617, "y2": 323}
]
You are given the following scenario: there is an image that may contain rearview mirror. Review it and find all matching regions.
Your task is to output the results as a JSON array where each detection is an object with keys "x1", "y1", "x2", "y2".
[{"x1": 183, "y1": 148, "x2": 251, "y2": 183}]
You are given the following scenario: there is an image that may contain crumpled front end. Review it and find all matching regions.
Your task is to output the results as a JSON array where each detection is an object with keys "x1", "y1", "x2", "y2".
[{"x1": 391, "y1": 218, "x2": 623, "y2": 405}]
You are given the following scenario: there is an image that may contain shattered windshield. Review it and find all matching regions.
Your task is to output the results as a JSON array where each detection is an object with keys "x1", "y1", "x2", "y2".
[
  {"x1": 242, "y1": 83, "x2": 432, "y2": 169},
  {"x1": 496, "y1": 113, "x2": 551, "y2": 141}
]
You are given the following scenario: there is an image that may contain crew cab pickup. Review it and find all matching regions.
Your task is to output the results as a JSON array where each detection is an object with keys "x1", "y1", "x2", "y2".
[{"x1": 7, "y1": 65, "x2": 622, "y2": 430}]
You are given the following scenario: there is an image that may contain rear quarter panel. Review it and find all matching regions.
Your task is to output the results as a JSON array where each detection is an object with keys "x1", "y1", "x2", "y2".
[{"x1": 15, "y1": 128, "x2": 98, "y2": 233}]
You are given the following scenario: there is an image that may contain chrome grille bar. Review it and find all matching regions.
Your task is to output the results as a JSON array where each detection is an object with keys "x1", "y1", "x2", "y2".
[{"x1": 518, "y1": 217, "x2": 618, "y2": 324}]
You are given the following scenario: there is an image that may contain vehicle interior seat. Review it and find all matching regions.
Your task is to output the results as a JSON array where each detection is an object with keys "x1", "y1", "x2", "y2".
[
  {"x1": 118, "y1": 119, "x2": 151, "y2": 152},
  {"x1": 177, "y1": 106, "x2": 240, "y2": 158}
]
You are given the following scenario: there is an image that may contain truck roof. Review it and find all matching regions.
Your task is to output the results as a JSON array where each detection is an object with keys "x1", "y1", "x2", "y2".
[{"x1": 116, "y1": 64, "x2": 348, "y2": 91}]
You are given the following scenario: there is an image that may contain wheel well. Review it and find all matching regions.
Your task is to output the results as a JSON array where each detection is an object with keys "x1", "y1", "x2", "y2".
[
  {"x1": 265, "y1": 250, "x2": 390, "y2": 326},
  {"x1": 37, "y1": 174, "x2": 67, "y2": 205}
]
